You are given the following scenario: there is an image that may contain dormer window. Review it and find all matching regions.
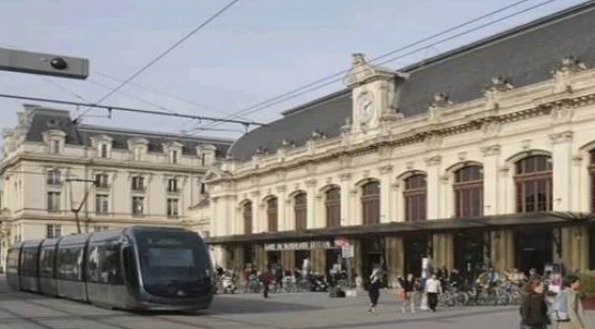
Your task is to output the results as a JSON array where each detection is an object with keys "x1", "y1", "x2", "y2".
[
  {"x1": 50, "y1": 140, "x2": 60, "y2": 154},
  {"x1": 100, "y1": 144, "x2": 108, "y2": 158},
  {"x1": 91, "y1": 135, "x2": 113, "y2": 159},
  {"x1": 196, "y1": 144, "x2": 217, "y2": 167},
  {"x1": 127, "y1": 137, "x2": 149, "y2": 162},
  {"x1": 171, "y1": 150, "x2": 178, "y2": 164},
  {"x1": 43, "y1": 129, "x2": 66, "y2": 155},
  {"x1": 163, "y1": 141, "x2": 183, "y2": 165},
  {"x1": 133, "y1": 147, "x2": 142, "y2": 161}
]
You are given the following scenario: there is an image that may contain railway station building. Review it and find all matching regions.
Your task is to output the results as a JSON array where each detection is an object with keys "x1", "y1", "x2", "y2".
[{"x1": 203, "y1": 2, "x2": 595, "y2": 283}]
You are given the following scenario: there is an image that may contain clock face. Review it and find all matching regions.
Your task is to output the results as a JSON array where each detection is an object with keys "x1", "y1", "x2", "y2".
[{"x1": 360, "y1": 97, "x2": 374, "y2": 122}]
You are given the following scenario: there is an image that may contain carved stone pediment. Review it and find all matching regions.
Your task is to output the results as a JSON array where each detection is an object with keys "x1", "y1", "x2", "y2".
[{"x1": 343, "y1": 53, "x2": 403, "y2": 88}]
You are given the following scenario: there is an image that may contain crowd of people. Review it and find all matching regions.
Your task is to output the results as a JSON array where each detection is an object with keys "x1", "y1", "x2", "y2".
[{"x1": 362, "y1": 266, "x2": 590, "y2": 329}]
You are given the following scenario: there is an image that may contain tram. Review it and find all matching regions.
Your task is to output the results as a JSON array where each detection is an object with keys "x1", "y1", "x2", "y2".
[{"x1": 6, "y1": 226, "x2": 215, "y2": 311}]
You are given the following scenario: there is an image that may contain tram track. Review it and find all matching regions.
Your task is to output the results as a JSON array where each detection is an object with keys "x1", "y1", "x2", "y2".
[{"x1": 24, "y1": 298, "x2": 215, "y2": 329}]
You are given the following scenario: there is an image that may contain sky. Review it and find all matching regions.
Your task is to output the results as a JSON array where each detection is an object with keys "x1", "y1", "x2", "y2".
[{"x1": 0, "y1": 0, "x2": 589, "y2": 143}]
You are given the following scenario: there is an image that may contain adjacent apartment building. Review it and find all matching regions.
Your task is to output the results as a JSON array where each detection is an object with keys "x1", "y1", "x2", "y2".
[
  {"x1": 203, "y1": 2, "x2": 595, "y2": 283},
  {"x1": 0, "y1": 105, "x2": 232, "y2": 269}
]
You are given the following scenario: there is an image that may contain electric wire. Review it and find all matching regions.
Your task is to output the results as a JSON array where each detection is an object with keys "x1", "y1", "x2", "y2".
[
  {"x1": 198, "y1": 0, "x2": 561, "y2": 130},
  {"x1": 76, "y1": 0, "x2": 242, "y2": 120}
]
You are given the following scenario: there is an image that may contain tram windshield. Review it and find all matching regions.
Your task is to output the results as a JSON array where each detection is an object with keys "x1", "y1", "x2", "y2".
[{"x1": 135, "y1": 230, "x2": 209, "y2": 285}]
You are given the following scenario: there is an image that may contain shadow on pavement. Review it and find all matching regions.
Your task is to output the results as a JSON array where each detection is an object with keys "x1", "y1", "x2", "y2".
[
  {"x1": 207, "y1": 295, "x2": 322, "y2": 314},
  {"x1": 306, "y1": 306, "x2": 515, "y2": 329}
]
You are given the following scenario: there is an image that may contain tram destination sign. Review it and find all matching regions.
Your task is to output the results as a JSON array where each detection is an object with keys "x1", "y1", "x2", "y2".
[{"x1": 264, "y1": 241, "x2": 336, "y2": 251}]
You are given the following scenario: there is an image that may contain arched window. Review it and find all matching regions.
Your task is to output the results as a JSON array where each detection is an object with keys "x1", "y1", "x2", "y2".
[
  {"x1": 242, "y1": 201, "x2": 252, "y2": 235},
  {"x1": 266, "y1": 197, "x2": 278, "y2": 232},
  {"x1": 515, "y1": 155, "x2": 552, "y2": 213},
  {"x1": 294, "y1": 192, "x2": 307, "y2": 230},
  {"x1": 361, "y1": 181, "x2": 380, "y2": 224},
  {"x1": 325, "y1": 186, "x2": 341, "y2": 228},
  {"x1": 454, "y1": 165, "x2": 484, "y2": 218},
  {"x1": 404, "y1": 174, "x2": 427, "y2": 221},
  {"x1": 591, "y1": 150, "x2": 595, "y2": 212}
]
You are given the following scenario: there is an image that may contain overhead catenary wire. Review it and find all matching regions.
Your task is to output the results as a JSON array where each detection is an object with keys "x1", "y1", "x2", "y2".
[
  {"x1": 75, "y1": 0, "x2": 242, "y2": 121},
  {"x1": 197, "y1": 0, "x2": 559, "y2": 130},
  {"x1": 0, "y1": 93, "x2": 267, "y2": 127}
]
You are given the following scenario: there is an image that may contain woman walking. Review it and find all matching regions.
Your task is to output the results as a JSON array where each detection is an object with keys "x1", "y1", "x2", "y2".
[
  {"x1": 520, "y1": 279, "x2": 549, "y2": 329},
  {"x1": 367, "y1": 269, "x2": 382, "y2": 313},
  {"x1": 557, "y1": 274, "x2": 588, "y2": 329},
  {"x1": 398, "y1": 274, "x2": 417, "y2": 314}
]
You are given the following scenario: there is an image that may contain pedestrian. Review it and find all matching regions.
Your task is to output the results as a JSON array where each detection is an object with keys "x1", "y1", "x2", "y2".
[
  {"x1": 260, "y1": 269, "x2": 271, "y2": 299},
  {"x1": 398, "y1": 273, "x2": 416, "y2": 314},
  {"x1": 555, "y1": 274, "x2": 588, "y2": 329},
  {"x1": 367, "y1": 269, "x2": 382, "y2": 313},
  {"x1": 520, "y1": 279, "x2": 549, "y2": 329},
  {"x1": 425, "y1": 274, "x2": 442, "y2": 312}
]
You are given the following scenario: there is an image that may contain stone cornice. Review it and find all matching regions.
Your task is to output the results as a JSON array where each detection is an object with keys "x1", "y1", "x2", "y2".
[
  {"x1": 210, "y1": 90, "x2": 595, "y2": 184},
  {"x1": 0, "y1": 153, "x2": 208, "y2": 176}
]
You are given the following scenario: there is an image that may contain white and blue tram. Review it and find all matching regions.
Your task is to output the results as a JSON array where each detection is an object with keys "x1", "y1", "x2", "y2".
[{"x1": 6, "y1": 226, "x2": 215, "y2": 311}]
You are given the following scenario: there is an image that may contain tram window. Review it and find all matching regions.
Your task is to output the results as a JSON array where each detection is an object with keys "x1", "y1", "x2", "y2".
[
  {"x1": 87, "y1": 246, "x2": 100, "y2": 282},
  {"x1": 39, "y1": 247, "x2": 56, "y2": 278},
  {"x1": 21, "y1": 249, "x2": 38, "y2": 277},
  {"x1": 57, "y1": 246, "x2": 84, "y2": 281},
  {"x1": 87, "y1": 244, "x2": 122, "y2": 284}
]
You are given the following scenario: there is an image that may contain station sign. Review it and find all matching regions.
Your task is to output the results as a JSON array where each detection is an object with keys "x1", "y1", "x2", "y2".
[{"x1": 264, "y1": 240, "x2": 337, "y2": 251}]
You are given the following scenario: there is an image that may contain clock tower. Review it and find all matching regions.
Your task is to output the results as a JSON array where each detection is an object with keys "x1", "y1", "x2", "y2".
[{"x1": 343, "y1": 53, "x2": 407, "y2": 134}]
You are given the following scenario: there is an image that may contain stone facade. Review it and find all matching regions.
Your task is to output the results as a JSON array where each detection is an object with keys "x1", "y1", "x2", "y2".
[
  {"x1": 202, "y1": 3, "x2": 595, "y2": 283},
  {"x1": 0, "y1": 106, "x2": 232, "y2": 269}
]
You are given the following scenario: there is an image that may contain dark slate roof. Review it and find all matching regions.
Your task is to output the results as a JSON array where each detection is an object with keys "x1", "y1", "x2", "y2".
[
  {"x1": 23, "y1": 107, "x2": 233, "y2": 157},
  {"x1": 228, "y1": 90, "x2": 352, "y2": 161},
  {"x1": 229, "y1": 1, "x2": 595, "y2": 161},
  {"x1": 398, "y1": 0, "x2": 595, "y2": 116}
]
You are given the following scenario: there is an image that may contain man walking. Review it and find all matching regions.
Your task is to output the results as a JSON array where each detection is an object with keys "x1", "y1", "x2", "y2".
[{"x1": 425, "y1": 274, "x2": 442, "y2": 312}]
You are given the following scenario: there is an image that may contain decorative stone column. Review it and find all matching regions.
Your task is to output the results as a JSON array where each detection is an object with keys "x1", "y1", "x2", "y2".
[
  {"x1": 281, "y1": 250, "x2": 295, "y2": 270},
  {"x1": 490, "y1": 230, "x2": 514, "y2": 272},
  {"x1": 305, "y1": 179, "x2": 317, "y2": 229},
  {"x1": 550, "y1": 131, "x2": 573, "y2": 211},
  {"x1": 480, "y1": 144, "x2": 501, "y2": 215},
  {"x1": 432, "y1": 234, "x2": 453, "y2": 269},
  {"x1": 339, "y1": 173, "x2": 352, "y2": 226},
  {"x1": 425, "y1": 155, "x2": 442, "y2": 219},
  {"x1": 310, "y1": 248, "x2": 326, "y2": 274},
  {"x1": 233, "y1": 245, "x2": 244, "y2": 271},
  {"x1": 276, "y1": 185, "x2": 288, "y2": 230},
  {"x1": 379, "y1": 165, "x2": 393, "y2": 223},
  {"x1": 385, "y1": 236, "x2": 404, "y2": 287},
  {"x1": 254, "y1": 244, "x2": 266, "y2": 270},
  {"x1": 561, "y1": 227, "x2": 588, "y2": 273}
]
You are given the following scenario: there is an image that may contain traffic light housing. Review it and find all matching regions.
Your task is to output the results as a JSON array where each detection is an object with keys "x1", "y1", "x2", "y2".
[{"x1": 0, "y1": 48, "x2": 89, "y2": 80}]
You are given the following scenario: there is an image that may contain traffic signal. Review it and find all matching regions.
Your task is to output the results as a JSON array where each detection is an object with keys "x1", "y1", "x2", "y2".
[{"x1": 0, "y1": 48, "x2": 89, "y2": 80}]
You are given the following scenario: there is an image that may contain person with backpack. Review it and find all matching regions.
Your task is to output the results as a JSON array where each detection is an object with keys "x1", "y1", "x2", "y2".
[
  {"x1": 520, "y1": 279, "x2": 549, "y2": 329},
  {"x1": 551, "y1": 274, "x2": 588, "y2": 329}
]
